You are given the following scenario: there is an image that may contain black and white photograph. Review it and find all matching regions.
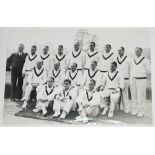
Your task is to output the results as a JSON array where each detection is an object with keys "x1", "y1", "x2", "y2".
[
  {"x1": 1, "y1": 1, "x2": 155, "y2": 155},
  {"x1": 0, "y1": 27, "x2": 152, "y2": 126}
]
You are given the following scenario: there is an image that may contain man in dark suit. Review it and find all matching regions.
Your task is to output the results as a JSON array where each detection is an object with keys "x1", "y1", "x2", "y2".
[{"x1": 7, "y1": 44, "x2": 28, "y2": 101}]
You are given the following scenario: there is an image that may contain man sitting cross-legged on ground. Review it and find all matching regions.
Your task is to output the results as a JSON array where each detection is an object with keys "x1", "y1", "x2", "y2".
[
  {"x1": 100, "y1": 61, "x2": 124, "y2": 117},
  {"x1": 22, "y1": 60, "x2": 47, "y2": 109},
  {"x1": 52, "y1": 79, "x2": 78, "y2": 119},
  {"x1": 33, "y1": 76, "x2": 57, "y2": 116},
  {"x1": 76, "y1": 79, "x2": 100, "y2": 123}
]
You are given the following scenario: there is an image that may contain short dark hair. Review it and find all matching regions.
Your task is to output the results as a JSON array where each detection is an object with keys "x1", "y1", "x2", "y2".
[
  {"x1": 90, "y1": 42, "x2": 96, "y2": 46},
  {"x1": 59, "y1": 45, "x2": 63, "y2": 49},
  {"x1": 105, "y1": 44, "x2": 111, "y2": 48},
  {"x1": 72, "y1": 63, "x2": 77, "y2": 68},
  {"x1": 120, "y1": 46, "x2": 125, "y2": 51},
  {"x1": 45, "y1": 45, "x2": 49, "y2": 49},
  {"x1": 32, "y1": 45, "x2": 37, "y2": 49},
  {"x1": 136, "y1": 47, "x2": 143, "y2": 51},
  {"x1": 90, "y1": 79, "x2": 96, "y2": 85},
  {"x1": 111, "y1": 61, "x2": 117, "y2": 67},
  {"x1": 64, "y1": 79, "x2": 71, "y2": 84},
  {"x1": 92, "y1": 60, "x2": 97, "y2": 65},
  {"x1": 48, "y1": 76, "x2": 55, "y2": 82}
]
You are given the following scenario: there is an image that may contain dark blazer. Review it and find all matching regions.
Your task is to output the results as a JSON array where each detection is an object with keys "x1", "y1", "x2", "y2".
[{"x1": 7, "y1": 52, "x2": 28, "y2": 72}]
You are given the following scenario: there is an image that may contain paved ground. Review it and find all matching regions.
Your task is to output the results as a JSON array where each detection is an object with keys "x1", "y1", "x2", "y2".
[{"x1": 2, "y1": 99, "x2": 152, "y2": 126}]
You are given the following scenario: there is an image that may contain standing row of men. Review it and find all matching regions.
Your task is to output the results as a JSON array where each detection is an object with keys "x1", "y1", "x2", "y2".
[{"x1": 7, "y1": 41, "x2": 151, "y2": 120}]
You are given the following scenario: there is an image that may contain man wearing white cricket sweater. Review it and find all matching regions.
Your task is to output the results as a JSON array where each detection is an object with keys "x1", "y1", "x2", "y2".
[
  {"x1": 81, "y1": 60, "x2": 102, "y2": 91},
  {"x1": 76, "y1": 79, "x2": 100, "y2": 123},
  {"x1": 65, "y1": 63, "x2": 82, "y2": 87},
  {"x1": 52, "y1": 45, "x2": 69, "y2": 73},
  {"x1": 22, "y1": 60, "x2": 47, "y2": 109},
  {"x1": 52, "y1": 79, "x2": 78, "y2": 119},
  {"x1": 22, "y1": 45, "x2": 38, "y2": 96},
  {"x1": 100, "y1": 61, "x2": 124, "y2": 117},
  {"x1": 48, "y1": 61, "x2": 65, "y2": 87},
  {"x1": 130, "y1": 47, "x2": 151, "y2": 117},
  {"x1": 39, "y1": 45, "x2": 53, "y2": 75},
  {"x1": 116, "y1": 46, "x2": 132, "y2": 113},
  {"x1": 68, "y1": 41, "x2": 85, "y2": 72},
  {"x1": 33, "y1": 77, "x2": 57, "y2": 116},
  {"x1": 98, "y1": 44, "x2": 115, "y2": 74},
  {"x1": 84, "y1": 42, "x2": 99, "y2": 70}
]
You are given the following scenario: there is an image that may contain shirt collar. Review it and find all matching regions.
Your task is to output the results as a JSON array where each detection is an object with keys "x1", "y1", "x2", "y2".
[
  {"x1": 135, "y1": 55, "x2": 143, "y2": 61},
  {"x1": 118, "y1": 54, "x2": 126, "y2": 59},
  {"x1": 109, "y1": 70, "x2": 117, "y2": 75},
  {"x1": 18, "y1": 51, "x2": 23, "y2": 55},
  {"x1": 54, "y1": 68, "x2": 61, "y2": 72},
  {"x1": 104, "y1": 51, "x2": 112, "y2": 56},
  {"x1": 46, "y1": 84, "x2": 54, "y2": 90},
  {"x1": 30, "y1": 53, "x2": 36, "y2": 58},
  {"x1": 90, "y1": 68, "x2": 98, "y2": 73},
  {"x1": 88, "y1": 49, "x2": 97, "y2": 54},
  {"x1": 70, "y1": 69, "x2": 78, "y2": 74}
]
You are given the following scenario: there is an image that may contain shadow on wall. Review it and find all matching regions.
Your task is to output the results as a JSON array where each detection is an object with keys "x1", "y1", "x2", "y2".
[{"x1": 4, "y1": 71, "x2": 152, "y2": 100}]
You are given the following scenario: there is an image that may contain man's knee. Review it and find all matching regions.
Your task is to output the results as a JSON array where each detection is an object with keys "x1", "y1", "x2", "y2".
[{"x1": 110, "y1": 93, "x2": 120, "y2": 102}]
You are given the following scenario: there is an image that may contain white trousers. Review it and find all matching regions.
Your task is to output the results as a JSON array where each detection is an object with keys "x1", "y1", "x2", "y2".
[
  {"x1": 24, "y1": 84, "x2": 43, "y2": 101},
  {"x1": 53, "y1": 99, "x2": 74, "y2": 114},
  {"x1": 77, "y1": 97, "x2": 100, "y2": 117},
  {"x1": 130, "y1": 78, "x2": 147, "y2": 113},
  {"x1": 121, "y1": 80, "x2": 130, "y2": 111},
  {"x1": 100, "y1": 89, "x2": 120, "y2": 112},
  {"x1": 35, "y1": 100, "x2": 49, "y2": 111},
  {"x1": 83, "y1": 106, "x2": 99, "y2": 117},
  {"x1": 22, "y1": 72, "x2": 31, "y2": 96}
]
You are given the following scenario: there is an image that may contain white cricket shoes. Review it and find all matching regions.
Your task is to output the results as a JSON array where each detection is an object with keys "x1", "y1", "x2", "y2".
[
  {"x1": 42, "y1": 110, "x2": 47, "y2": 116},
  {"x1": 60, "y1": 111, "x2": 67, "y2": 119},
  {"x1": 108, "y1": 111, "x2": 114, "y2": 118},
  {"x1": 131, "y1": 110, "x2": 138, "y2": 115},
  {"x1": 75, "y1": 116, "x2": 83, "y2": 122},
  {"x1": 137, "y1": 112, "x2": 144, "y2": 117},
  {"x1": 52, "y1": 112, "x2": 60, "y2": 118},
  {"x1": 22, "y1": 101, "x2": 27, "y2": 109},
  {"x1": 124, "y1": 109, "x2": 130, "y2": 114},
  {"x1": 33, "y1": 108, "x2": 41, "y2": 113},
  {"x1": 101, "y1": 108, "x2": 108, "y2": 116},
  {"x1": 82, "y1": 117, "x2": 88, "y2": 123}
]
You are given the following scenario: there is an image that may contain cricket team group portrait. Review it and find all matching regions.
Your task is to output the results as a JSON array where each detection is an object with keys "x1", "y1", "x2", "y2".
[{"x1": 2, "y1": 28, "x2": 152, "y2": 126}]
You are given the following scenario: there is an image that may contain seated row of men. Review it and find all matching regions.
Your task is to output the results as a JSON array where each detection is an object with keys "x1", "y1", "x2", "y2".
[{"x1": 21, "y1": 60, "x2": 124, "y2": 122}]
